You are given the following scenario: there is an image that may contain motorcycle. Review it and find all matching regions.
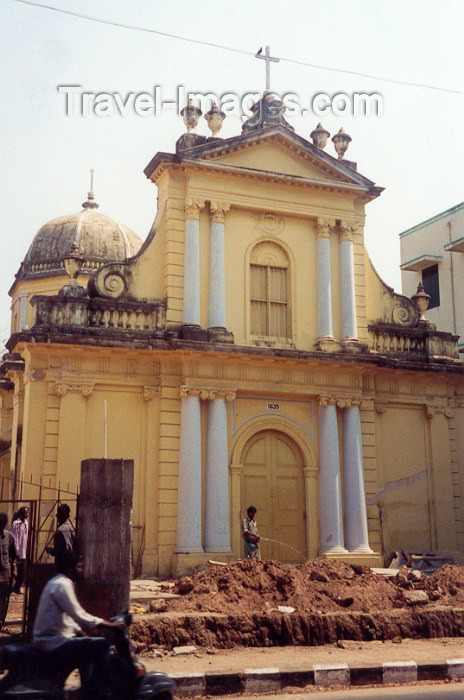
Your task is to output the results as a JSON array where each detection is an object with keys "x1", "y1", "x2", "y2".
[{"x1": 0, "y1": 610, "x2": 175, "y2": 700}]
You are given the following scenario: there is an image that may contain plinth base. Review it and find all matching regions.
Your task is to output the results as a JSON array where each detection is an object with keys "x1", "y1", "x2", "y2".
[
  {"x1": 321, "y1": 550, "x2": 383, "y2": 567},
  {"x1": 172, "y1": 551, "x2": 237, "y2": 577}
]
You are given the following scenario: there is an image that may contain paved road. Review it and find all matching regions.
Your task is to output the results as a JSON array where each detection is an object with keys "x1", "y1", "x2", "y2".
[{"x1": 227, "y1": 685, "x2": 464, "y2": 699}]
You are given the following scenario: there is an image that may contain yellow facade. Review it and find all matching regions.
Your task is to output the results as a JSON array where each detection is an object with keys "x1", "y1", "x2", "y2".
[{"x1": 2, "y1": 105, "x2": 464, "y2": 576}]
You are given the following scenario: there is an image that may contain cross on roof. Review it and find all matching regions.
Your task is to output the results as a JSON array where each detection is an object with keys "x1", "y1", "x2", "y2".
[{"x1": 255, "y1": 45, "x2": 280, "y2": 92}]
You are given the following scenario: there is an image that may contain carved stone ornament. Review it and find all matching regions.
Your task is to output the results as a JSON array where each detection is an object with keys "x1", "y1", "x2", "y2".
[
  {"x1": 55, "y1": 382, "x2": 94, "y2": 398},
  {"x1": 143, "y1": 386, "x2": 160, "y2": 401},
  {"x1": 375, "y1": 403, "x2": 387, "y2": 414},
  {"x1": 210, "y1": 202, "x2": 230, "y2": 224},
  {"x1": 315, "y1": 218, "x2": 336, "y2": 239},
  {"x1": 184, "y1": 198, "x2": 205, "y2": 220},
  {"x1": 179, "y1": 385, "x2": 236, "y2": 401},
  {"x1": 252, "y1": 212, "x2": 285, "y2": 237}
]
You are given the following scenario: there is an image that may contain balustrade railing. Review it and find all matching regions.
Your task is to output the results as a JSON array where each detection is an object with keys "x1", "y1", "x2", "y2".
[
  {"x1": 369, "y1": 323, "x2": 459, "y2": 360},
  {"x1": 31, "y1": 293, "x2": 167, "y2": 337}
]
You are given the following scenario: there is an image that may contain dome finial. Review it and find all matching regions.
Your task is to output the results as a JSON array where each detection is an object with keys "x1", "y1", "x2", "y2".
[{"x1": 82, "y1": 168, "x2": 99, "y2": 209}]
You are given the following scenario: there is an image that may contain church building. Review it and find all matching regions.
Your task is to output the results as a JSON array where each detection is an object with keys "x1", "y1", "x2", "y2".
[{"x1": 1, "y1": 93, "x2": 463, "y2": 576}]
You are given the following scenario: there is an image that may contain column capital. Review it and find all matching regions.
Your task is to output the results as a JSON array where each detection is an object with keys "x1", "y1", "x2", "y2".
[
  {"x1": 340, "y1": 221, "x2": 362, "y2": 241},
  {"x1": 230, "y1": 463, "x2": 242, "y2": 476},
  {"x1": 180, "y1": 385, "x2": 236, "y2": 401},
  {"x1": 319, "y1": 395, "x2": 361, "y2": 408},
  {"x1": 184, "y1": 197, "x2": 205, "y2": 220},
  {"x1": 54, "y1": 382, "x2": 94, "y2": 398},
  {"x1": 426, "y1": 405, "x2": 454, "y2": 419},
  {"x1": 315, "y1": 218, "x2": 336, "y2": 239},
  {"x1": 210, "y1": 201, "x2": 230, "y2": 224}
]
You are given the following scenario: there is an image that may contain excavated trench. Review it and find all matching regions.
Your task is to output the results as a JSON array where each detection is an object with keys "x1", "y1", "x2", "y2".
[{"x1": 131, "y1": 607, "x2": 464, "y2": 651}]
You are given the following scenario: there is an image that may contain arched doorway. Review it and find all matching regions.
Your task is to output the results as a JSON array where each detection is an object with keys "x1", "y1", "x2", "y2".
[{"x1": 240, "y1": 430, "x2": 306, "y2": 562}]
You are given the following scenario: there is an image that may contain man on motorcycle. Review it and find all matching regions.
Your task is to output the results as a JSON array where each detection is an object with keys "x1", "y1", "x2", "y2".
[{"x1": 33, "y1": 549, "x2": 123, "y2": 699}]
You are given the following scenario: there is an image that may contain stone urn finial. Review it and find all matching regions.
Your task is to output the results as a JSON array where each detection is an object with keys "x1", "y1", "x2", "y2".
[
  {"x1": 205, "y1": 102, "x2": 226, "y2": 138},
  {"x1": 411, "y1": 282, "x2": 431, "y2": 323},
  {"x1": 60, "y1": 243, "x2": 86, "y2": 297},
  {"x1": 332, "y1": 128, "x2": 352, "y2": 159},
  {"x1": 180, "y1": 99, "x2": 202, "y2": 133},
  {"x1": 310, "y1": 123, "x2": 330, "y2": 149}
]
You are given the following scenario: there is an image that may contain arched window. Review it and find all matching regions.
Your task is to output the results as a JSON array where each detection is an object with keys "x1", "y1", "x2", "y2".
[{"x1": 250, "y1": 241, "x2": 291, "y2": 338}]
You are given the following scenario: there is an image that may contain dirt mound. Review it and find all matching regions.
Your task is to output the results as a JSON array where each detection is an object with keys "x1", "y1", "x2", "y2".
[
  {"x1": 130, "y1": 561, "x2": 464, "y2": 651},
  {"x1": 170, "y1": 559, "x2": 403, "y2": 614}
]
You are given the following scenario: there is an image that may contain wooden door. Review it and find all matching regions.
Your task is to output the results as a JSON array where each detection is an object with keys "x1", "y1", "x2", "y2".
[{"x1": 241, "y1": 430, "x2": 306, "y2": 562}]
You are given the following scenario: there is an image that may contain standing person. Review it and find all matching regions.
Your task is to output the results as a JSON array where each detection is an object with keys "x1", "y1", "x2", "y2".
[
  {"x1": 241, "y1": 506, "x2": 261, "y2": 560},
  {"x1": 11, "y1": 506, "x2": 28, "y2": 594},
  {"x1": 33, "y1": 550, "x2": 123, "y2": 699},
  {"x1": 46, "y1": 503, "x2": 76, "y2": 571},
  {"x1": 0, "y1": 513, "x2": 16, "y2": 597}
]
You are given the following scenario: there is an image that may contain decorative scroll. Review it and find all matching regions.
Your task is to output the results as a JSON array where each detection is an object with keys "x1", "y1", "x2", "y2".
[
  {"x1": 88, "y1": 263, "x2": 129, "y2": 300},
  {"x1": 392, "y1": 294, "x2": 419, "y2": 328}
]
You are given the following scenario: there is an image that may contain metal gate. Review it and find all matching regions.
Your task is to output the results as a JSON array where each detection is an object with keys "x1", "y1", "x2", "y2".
[{"x1": 0, "y1": 475, "x2": 79, "y2": 637}]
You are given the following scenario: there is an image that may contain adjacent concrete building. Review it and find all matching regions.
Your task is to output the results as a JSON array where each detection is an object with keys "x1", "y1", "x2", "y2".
[{"x1": 400, "y1": 202, "x2": 464, "y2": 354}]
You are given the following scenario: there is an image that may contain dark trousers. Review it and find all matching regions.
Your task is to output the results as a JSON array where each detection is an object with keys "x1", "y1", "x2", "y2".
[
  {"x1": 13, "y1": 559, "x2": 26, "y2": 593},
  {"x1": 49, "y1": 636, "x2": 111, "y2": 699}
]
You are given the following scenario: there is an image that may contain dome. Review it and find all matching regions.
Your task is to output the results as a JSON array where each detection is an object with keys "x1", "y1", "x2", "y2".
[{"x1": 19, "y1": 192, "x2": 143, "y2": 280}]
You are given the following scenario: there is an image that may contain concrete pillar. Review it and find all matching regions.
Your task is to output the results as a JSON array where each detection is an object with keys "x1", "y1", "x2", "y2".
[
  {"x1": 176, "y1": 394, "x2": 203, "y2": 552},
  {"x1": 316, "y1": 219, "x2": 335, "y2": 341},
  {"x1": 318, "y1": 402, "x2": 347, "y2": 554},
  {"x1": 78, "y1": 458, "x2": 134, "y2": 619},
  {"x1": 340, "y1": 223, "x2": 358, "y2": 341},
  {"x1": 342, "y1": 406, "x2": 373, "y2": 553},
  {"x1": 208, "y1": 203, "x2": 230, "y2": 330},
  {"x1": 183, "y1": 198, "x2": 204, "y2": 326},
  {"x1": 205, "y1": 397, "x2": 231, "y2": 552}
]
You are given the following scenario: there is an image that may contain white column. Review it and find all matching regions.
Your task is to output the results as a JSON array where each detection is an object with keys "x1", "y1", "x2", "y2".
[
  {"x1": 318, "y1": 401, "x2": 347, "y2": 554},
  {"x1": 340, "y1": 223, "x2": 358, "y2": 341},
  {"x1": 343, "y1": 406, "x2": 373, "y2": 553},
  {"x1": 205, "y1": 396, "x2": 232, "y2": 552},
  {"x1": 316, "y1": 219, "x2": 335, "y2": 339},
  {"x1": 183, "y1": 199, "x2": 204, "y2": 326},
  {"x1": 176, "y1": 393, "x2": 203, "y2": 552},
  {"x1": 209, "y1": 203, "x2": 230, "y2": 329}
]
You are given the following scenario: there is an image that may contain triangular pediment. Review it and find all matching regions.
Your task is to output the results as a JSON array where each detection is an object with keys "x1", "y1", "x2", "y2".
[{"x1": 185, "y1": 128, "x2": 375, "y2": 189}]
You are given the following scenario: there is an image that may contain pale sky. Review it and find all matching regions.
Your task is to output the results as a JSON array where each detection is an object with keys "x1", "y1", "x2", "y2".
[{"x1": 1, "y1": 0, "x2": 463, "y2": 342}]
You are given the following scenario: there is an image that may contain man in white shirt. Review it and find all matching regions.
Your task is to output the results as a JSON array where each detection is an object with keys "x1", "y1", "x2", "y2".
[{"x1": 33, "y1": 550, "x2": 122, "y2": 699}]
